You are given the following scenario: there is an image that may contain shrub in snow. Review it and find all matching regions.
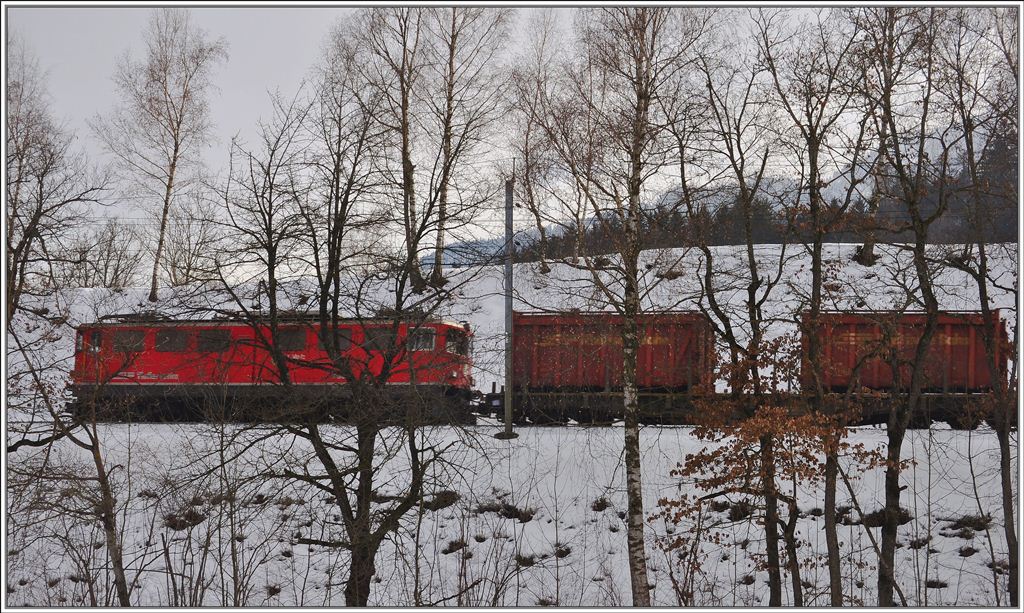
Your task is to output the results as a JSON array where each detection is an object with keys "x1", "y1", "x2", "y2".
[
  {"x1": 590, "y1": 496, "x2": 611, "y2": 512},
  {"x1": 441, "y1": 539, "x2": 466, "y2": 555},
  {"x1": 861, "y1": 506, "x2": 912, "y2": 528},
  {"x1": 423, "y1": 490, "x2": 460, "y2": 511}
]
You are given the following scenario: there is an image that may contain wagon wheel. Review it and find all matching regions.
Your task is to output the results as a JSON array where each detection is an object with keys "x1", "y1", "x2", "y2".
[
  {"x1": 907, "y1": 410, "x2": 933, "y2": 430},
  {"x1": 946, "y1": 409, "x2": 982, "y2": 431},
  {"x1": 531, "y1": 406, "x2": 568, "y2": 426}
]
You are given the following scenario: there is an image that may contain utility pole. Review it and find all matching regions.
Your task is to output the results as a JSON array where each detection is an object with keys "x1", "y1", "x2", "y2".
[{"x1": 495, "y1": 168, "x2": 518, "y2": 440}]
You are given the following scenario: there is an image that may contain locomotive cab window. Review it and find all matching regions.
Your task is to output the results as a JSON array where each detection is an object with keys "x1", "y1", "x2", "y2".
[
  {"x1": 156, "y1": 328, "x2": 190, "y2": 352},
  {"x1": 197, "y1": 329, "x2": 231, "y2": 352},
  {"x1": 445, "y1": 330, "x2": 469, "y2": 356},
  {"x1": 318, "y1": 328, "x2": 353, "y2": 351},
  {"x1": 112, "y1": 330, "x2": 145, "y2": 353},
  {"x1": 364, "y1": 327, "x2": 397, "y2": 351},
  {"x1": 407, "y1": 328, "x2": 435, "y2": 351},
  {"x1": 278, "y1": 328, "x2": 307, "y2": 352}
]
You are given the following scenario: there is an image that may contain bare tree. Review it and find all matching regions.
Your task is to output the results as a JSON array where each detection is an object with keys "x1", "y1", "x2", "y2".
[
  {"x1": 57, "y1": 219, "x2": 146, "y2": 289},
  {"x1": 196, "y1": 20, "x2": 497, "y2": 605},
  {"x1": 846, "y1": 7, "x2": 957, "y2": 605},
  {"x1": 6, "y1": 35, "x2": 105, "y2": 321},
  {"x1": 509, "y1": 10, "x2": 563, "y2": 274},
  {"x1": 521, "y1": 7, "x2": 714, "y2": 605},
  {"x1": 423, "y1": 7, "x2": 511, "y2": 286},
  {"x1": 7, "y1": 299, "x2": 153, "y2": 607},
  {"x1": 213, "y1": 89, "x2": 312, "y2": 391},
  {"x1": 357, "y1": 8, "x2": 431, "y2": 293},
  {"x1": 932, "y1": 6, "x2": 1019, "y2": 605},
  {"x1": 161, "y1": 189, "x2": 221, "y2": 287},
  {"x1": 756, "y1": 8, "x2": 872, "y2": 604},
  {"x1": 690, "y1": 39, "x2": 795, "y2": 605},
  {"x1": 92, "y1": 8, "x2": 227, "y2": 303}
]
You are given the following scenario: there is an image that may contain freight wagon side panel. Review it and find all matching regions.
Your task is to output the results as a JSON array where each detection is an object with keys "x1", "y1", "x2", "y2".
[
  {"x1": 512, "y1": 313, "x2": 710, "y2": 391},
  {"x1": 807, "y1": 312, "x2": 1005, "y2": 393}
]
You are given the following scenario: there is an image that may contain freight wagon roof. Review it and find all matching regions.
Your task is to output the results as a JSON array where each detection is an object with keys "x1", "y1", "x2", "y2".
[
  {"x1": 806, "y1": 310, "x2": 1002, "y2": 321},
  {"x1": 513, "y1": 310, "x2": 706, "y2": 320}
]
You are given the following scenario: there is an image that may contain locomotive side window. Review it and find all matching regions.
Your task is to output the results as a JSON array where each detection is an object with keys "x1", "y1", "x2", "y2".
[
  {"x1": 278, "y1": 328, "x2": 307, "y2": 352},
  {"x1": 112, "y1": 330, "x2": 145, "y2": 353},
  {"x1": 445, "y1": 330, "x2": 469, "y2": 356},
  {"x1": 364, "y1": 327, "x2": 397, "y2": 351},
  {"x1": 407, "y1": 328, "x2": 435, "y2": 351},
  {"x1": 197, "y1": 329, "x2": 231, "y2": 352},
  {"x1": 318, "y1": 328, "x2": 353, "y2": 351},
  {"x1": 155, "y1": 329, "x2": 190, "y2": 352}
]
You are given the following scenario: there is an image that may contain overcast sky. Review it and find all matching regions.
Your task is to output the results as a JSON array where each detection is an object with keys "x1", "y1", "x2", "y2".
[{"x1": 9, "y1": 7, "x2": 358, "y2": 170}]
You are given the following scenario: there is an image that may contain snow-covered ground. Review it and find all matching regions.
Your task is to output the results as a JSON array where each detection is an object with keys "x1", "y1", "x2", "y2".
[
  {"x1": 5, "y1": 242, "x2": 1018, "y2": 606},
  {"x1": 5, "y1": 422, "x2": 1016, "y2": 606}
]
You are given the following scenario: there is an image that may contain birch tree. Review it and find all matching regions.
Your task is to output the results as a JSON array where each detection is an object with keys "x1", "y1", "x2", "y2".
[
  {"x1": 522, "y1": 7, "x2": 714, "y2": 605},
  {"x1": 92, "y1": 8, "x2": 226, "y2": 302},
  {"x1": 424, "y1": 7, "x2": 511, "y2": 287}
]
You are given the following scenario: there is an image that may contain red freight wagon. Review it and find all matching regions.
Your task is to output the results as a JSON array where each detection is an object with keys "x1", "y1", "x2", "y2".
[
  {"x1": 802, "y1": 311, "x2": 1008, "y2": 393},
  {"x1": 511, "y1": 311, "x2": 714, "y2": 423},
  {"x1": 70, "y1": 317, "x2": 475, "y2": 422}
]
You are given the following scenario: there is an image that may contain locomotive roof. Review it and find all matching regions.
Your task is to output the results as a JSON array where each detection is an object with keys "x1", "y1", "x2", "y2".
[{"x1": 81, "y1": 314, "x2": 469, "y2": 329}]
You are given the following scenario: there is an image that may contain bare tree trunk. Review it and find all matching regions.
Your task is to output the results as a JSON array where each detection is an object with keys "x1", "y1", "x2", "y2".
[
  {"x1": 784, "y1": 496, "x2": 803, "y2": 606},
  {"x1": 854, "y1": 191, "x2": 881, "y2": 266},
  {"x1": 90, "y1": 436, "x2": 131, "y2": 606},
  {"x1": 878, "y1": 406, "x2": 906, "y2": 606},
  {"x1": 824, "y1": 442, "x2": 842, "y2": 605},
  {"x1": 401, "y1": 71, "x2": 425, "y2": 294},
  {"x1": 430, "y1": 8, "x2": 457, "y2": 288},
  {"x1": 762, "y1": 435, "x2": 783, "y2": 606},
  {"x1": 880, "y1": 243, "x2": 939, "y2": 606},
  {"x1": 996, "y1": 418, "x2": 1019, "y2": 605},
  {"x1": 622, "y1": 283, "x2": 651, "y2": 606},
  {"x1": 344, "y1": 422, "x2": 378, "y2": 606},
  {"x1": 149, "y1": 153, "x2": 178, "y2": 302}
]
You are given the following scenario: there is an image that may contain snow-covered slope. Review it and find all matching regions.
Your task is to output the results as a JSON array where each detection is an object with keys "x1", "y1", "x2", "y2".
[{"x1": 5, "y1": 242, "x2": 1018, "y2": 607}]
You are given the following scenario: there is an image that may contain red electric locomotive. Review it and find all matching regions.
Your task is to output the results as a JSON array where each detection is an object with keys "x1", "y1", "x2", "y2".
[{"x1": 70, "y1": 316, "x2": 475, "y2": 423}]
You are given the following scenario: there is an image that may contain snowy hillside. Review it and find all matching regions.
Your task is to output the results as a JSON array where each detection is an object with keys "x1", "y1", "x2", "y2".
[{"x1": 6, "y1": 242, "x2": 1018, "y2": 607}]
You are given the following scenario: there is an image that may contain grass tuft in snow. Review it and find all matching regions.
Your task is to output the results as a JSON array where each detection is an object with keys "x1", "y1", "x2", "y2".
[
  {"x1": 727, "y1": 499, "x2": 755, "y2": 522},
  {"x1": 474, "y1": 500, "x2": 536, "y2": 523},
  {"x1": 423, "y1": 490, "x2": 460, "y2": 512},
  {"x1": 515, "y1": 553, "x2": 537, "y2": 568},
  {"x1": 909, "y1": 535, "x2": 931, "y2": 549},
  {"x1": 861, "y1": 506, "x2": 912, "y2": 528},
  {"x1": 590, "y1": 496, "x2": 611, "y2": 512},
  {"x1": 441, "y1": 539, "x2": 466, "y2": 555},
  {"x1": 943, "y1": 513, "x2": 992, "y2": 532},
  {"x1": 163, "y1": 508, "x2": 206, "y2": 531}
]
